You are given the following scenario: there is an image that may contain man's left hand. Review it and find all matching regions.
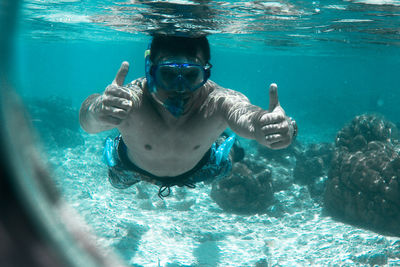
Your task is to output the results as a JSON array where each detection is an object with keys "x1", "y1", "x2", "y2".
[{"x1": 255, "y1": 83, "x2": 294, "y2": 149}]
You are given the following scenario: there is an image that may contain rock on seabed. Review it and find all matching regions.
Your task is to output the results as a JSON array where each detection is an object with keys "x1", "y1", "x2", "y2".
[{"x1": 324, "y1": 114, "x2": 400, "y2": 236}]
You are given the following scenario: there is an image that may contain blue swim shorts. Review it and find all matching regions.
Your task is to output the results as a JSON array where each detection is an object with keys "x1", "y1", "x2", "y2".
[{"x1": 103, "y1": 133, "x2": 236, "y2": 198}]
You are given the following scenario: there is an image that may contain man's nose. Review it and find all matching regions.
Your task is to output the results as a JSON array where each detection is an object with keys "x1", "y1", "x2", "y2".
[{"x1": 174, "y1": 75, "x2": 186, "y2": 92}]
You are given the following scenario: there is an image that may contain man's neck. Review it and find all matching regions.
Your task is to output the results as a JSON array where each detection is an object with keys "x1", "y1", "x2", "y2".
[{"x1": 144, "y1": 82, "x2": 205, "y2": 127}]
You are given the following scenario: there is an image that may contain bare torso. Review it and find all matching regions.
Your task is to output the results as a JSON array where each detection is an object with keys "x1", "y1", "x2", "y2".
[{"x1": 118, "y1": 78, "x2": 228, "y2": 177}]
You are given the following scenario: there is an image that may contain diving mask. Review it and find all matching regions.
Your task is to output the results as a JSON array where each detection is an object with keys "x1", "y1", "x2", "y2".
[{"x1": 152, "y1": 62, "x2": 212, "y2": 92}]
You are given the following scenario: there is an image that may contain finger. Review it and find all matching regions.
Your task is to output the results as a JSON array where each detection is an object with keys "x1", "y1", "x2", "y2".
[
  {"x1": 105, "y1": 84, "x2": 132, "y2": 100},
  {"x1": 261, "y1": 121, "x2": 289, "y2": 135},
  {"x1": 269, "y1": 138, "x2": 290, "y2": 149},
  {"x1": 265, "y1": 133, "x2": 285, "y2": 144},
  {"x1": 112, "y1": 61, "x2": 129, "y2": 86},
  {"x1": 260, "y1": 112, "x2": 285, "y2": 125},
  {"x1": 102, "y1": 96, "x2": 132, "y2": 110},
  {"x1": 268, "y1": 83, "x2": 280, "y2": 112}
]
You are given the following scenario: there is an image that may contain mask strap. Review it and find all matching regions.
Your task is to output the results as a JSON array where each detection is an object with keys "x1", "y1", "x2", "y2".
[{"x1": 145, "y1": 42, "x2": 156, "y2": 93}]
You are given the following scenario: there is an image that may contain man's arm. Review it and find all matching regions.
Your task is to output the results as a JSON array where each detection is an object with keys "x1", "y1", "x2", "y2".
[
  {"x1": 213, "y1": 89, "x2": 262, "y2": 140},
  {"x1": 213, "y1": 83, "x2": 296, "y2": 149},
  {"x1": 79, "y1": 61, "x2": 136, "y2": 134}
]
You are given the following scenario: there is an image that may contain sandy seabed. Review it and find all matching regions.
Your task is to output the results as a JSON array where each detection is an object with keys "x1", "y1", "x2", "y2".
[{"x1": 48, "y1": 131, "x2": 400, "y2": 266}]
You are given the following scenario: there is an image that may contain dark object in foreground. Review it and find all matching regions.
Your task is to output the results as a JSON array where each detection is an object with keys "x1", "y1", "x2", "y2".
[{"x1": 324, "y1": 114, "x2": 400, "y2": 236}]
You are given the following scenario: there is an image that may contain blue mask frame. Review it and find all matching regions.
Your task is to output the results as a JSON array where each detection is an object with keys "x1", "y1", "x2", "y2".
[
  {"x1": 152, "y1": 62, "x2": 211, "y2": 92},
  {"x1": 144, "y1": 43, "x2": 212, "y2": 117}
]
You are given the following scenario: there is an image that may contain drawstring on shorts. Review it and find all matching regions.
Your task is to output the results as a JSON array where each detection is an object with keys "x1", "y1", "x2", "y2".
[{"x1": 158, "y1": 181, "x2": 196, "y2": 199}]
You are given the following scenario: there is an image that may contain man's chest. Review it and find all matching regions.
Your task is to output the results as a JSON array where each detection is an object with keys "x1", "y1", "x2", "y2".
[{"x1": 119, "y1": 105, "x2": 226, "y2": 157}]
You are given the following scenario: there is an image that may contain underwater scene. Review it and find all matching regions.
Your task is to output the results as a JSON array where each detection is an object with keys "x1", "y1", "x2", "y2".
[{"x1": 12, "y1": 0, "x2": 400, "y2": 266}]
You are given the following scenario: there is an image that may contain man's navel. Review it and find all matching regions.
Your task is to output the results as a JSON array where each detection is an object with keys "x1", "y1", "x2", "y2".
[
  {"x1": 193, "y1": 145, "x2": 200, "y2": 150},
  {"x1": 144, "y1": 144, "x2": 152, "y2": 150}
]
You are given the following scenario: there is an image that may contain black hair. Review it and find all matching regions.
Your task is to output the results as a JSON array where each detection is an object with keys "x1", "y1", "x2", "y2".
[{"x1": 150, "y1": 35, "x2": 210, "y2": 63}]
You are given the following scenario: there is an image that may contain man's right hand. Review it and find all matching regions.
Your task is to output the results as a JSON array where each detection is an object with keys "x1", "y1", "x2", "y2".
[{"x1": 90, "y1": 61, "x2": 133, "y2": 126}]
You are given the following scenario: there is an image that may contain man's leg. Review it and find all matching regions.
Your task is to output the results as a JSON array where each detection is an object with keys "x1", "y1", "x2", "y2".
[
  {"x1": 218, "y1": 132, "x2": 245, "y2": 163},
  {"x1": 103, "y1": 136, "x2": 140, "y2": 189}
]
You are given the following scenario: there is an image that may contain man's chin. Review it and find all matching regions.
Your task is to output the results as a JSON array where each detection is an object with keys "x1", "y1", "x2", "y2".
[{"x1": 168, "y1": 93, "x2": 192, "y2": 101}]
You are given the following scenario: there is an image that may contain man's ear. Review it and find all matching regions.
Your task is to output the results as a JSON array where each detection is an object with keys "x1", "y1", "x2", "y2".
[
  {"x1": 205, "y1": 67, "x2": 211, "y2": 79},
  {"x1": 205, "y1": 62, "x2": 212, "y2": 79}
]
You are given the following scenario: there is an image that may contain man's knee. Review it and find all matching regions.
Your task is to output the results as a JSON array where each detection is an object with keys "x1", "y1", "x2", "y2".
[
  {"x1": 107, "y1": 167, "x2": 140, "y2": 189},
  {"x1": 230, "y1": 142, "x2": 244, "y2": 162}
]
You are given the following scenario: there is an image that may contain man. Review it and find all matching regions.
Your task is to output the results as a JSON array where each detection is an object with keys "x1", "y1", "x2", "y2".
[{"x1": 80, "y1": 35, "x2": 297, "y2": 198}]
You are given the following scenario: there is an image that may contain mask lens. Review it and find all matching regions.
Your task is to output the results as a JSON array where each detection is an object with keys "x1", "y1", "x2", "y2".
[
  {"x1": 158, "y1": 65, "x2": 180, "y2": 81},
  {"x1": 181, "y1": 66, "x2": 203, "y2": 86},
  {"x1": 154, "y1": 63, "x2": 206, "y2": 91}
]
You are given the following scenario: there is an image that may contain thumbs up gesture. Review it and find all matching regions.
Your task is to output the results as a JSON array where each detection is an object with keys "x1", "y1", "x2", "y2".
[
  {"x1": 92, "y1": 61, "x2": 133, "y2": 126},
  {"x1": 255, "y1": 83, "x2": 295, "y2": 149}
]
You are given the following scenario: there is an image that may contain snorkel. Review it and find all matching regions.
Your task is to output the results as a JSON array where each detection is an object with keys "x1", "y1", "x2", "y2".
[{"x1": 144, "y1": 43, "x2": 211, "y2": 118}]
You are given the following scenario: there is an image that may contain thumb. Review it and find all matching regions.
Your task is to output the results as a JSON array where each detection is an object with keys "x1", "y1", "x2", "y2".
[
  {"x1": 112, "y1": 61, "x2": 129, "y2": 86},
  {"x1": 268, "y1": 83, "x2": 280, "y2": 112}
]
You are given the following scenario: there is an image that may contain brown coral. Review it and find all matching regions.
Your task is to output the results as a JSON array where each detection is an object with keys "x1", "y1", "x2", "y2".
[
  {"x1": 211, "y1": 162, "x2": 274, "y2": 215},
  {"x1": 324, "y1": 114, "x2": 400, "y2": 236}
]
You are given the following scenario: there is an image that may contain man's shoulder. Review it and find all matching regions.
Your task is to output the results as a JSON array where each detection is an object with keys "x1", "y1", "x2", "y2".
[
  {"x1": 126, "y1": 77, "x2": 146, "y2": 106},
  {"x1": 127, "y1": 77, "x2": 147, "y2": 94},
  {"x1": 206, "y1": 80, "x2": 249, "y2": 101},
  {"x1": 127, "y1": 77, "x2": 146, "y2": 91}
]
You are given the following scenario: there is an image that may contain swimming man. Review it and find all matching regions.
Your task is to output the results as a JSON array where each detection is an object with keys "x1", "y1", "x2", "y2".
[{"x1": 79, "y1": 35, "x2": 297, "y2": 198}]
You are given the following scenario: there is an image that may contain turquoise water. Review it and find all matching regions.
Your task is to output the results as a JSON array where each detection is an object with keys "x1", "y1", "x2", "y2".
[{"x1": 13, "y1": 0, "x2": 400, "y2": 266}]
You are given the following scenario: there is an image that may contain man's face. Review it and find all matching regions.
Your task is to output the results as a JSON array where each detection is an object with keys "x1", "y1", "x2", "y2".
[
  {"x1": 152, "y1": 49, "x2": 208, "y2": 97},
  {"x1": 147, "y1": 48, "x2": 210, "y2": 117}
]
